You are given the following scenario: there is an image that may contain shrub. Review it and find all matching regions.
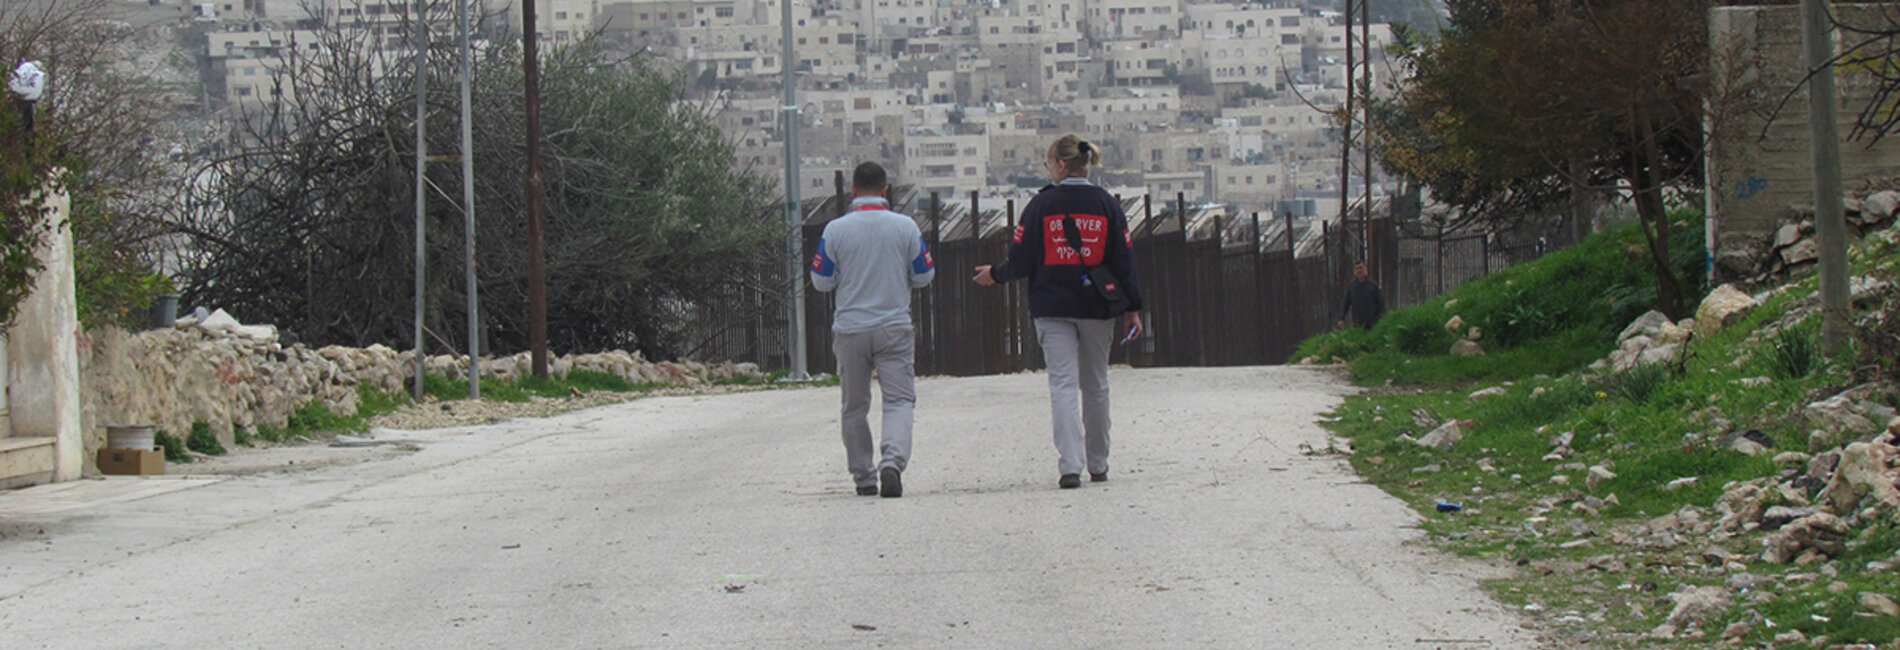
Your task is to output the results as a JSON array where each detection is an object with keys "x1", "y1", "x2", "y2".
[
  {"x1": 186, "y1": 421, "x2": 226, "y2": 456},
  {"x1": 154, "y1": 430, "x2": 189, "y2": 463}
]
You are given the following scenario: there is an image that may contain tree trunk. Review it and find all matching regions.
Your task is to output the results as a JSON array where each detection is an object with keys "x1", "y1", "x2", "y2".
[{"x1": 1633, "y1": 111, "x2": 1684, "y2": 320}]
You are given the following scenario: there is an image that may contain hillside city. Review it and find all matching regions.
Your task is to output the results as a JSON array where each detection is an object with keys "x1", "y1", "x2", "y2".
[{"x1": 176, "y1": 0, "x2": 1403, "y2": 219}]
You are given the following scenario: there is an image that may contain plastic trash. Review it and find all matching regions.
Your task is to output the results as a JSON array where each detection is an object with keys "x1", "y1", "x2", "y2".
[{"x1": 1435, "y1": 500, "x2": 1463, "y2": 513}]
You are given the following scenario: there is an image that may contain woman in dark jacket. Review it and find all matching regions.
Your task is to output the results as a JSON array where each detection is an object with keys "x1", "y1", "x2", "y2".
[{"x1": 974, "y1": 134, "x2": 1145, "y2": 489}]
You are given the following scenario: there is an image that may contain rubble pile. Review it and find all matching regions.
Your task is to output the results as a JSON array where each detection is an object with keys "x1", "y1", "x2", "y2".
[{"x1": 1719, "y1": 187, "x2": 1900, "y2": 281}]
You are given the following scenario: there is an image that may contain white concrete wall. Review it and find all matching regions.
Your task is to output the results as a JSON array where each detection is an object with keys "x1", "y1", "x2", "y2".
[
  {"x1": 6, "y1": 186, "x2": 82, "y2": 481},
  {"x1": 1706, "y1": 5, "x2": 1900, "y2": 261}
]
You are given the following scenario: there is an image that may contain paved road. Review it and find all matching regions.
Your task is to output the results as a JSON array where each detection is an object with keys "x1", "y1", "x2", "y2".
[{"x1": 0, "y1": 367, "x2": 1533, "y2": 648}]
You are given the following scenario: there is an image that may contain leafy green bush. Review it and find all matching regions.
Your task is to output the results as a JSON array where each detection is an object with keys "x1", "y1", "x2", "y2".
[
  {"x1": 185, "y1": 421, "x2": 227, "y2": 455},
  {"x1": 154, "y1": 430, "x2": 189, "y2": 463}
]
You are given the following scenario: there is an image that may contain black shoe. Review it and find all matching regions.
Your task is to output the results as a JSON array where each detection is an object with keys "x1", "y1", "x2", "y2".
[
  {"x1": 856, "y1": 485, "x2": 878, "y2": 496},
  {"x1": 879, "y1": 467, "x2": 902, "y2": 498},
  {"x1": 1090, "y1": 471, "x2": 1108, "y2": 483},
  {"x1": 1059, "y1": 474, "x2": 1081, "y2": 489}
]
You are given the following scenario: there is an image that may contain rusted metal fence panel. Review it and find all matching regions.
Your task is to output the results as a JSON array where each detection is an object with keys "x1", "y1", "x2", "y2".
[{"x1": 686, "y1": 195, "x2": 1558, "y2": 375}]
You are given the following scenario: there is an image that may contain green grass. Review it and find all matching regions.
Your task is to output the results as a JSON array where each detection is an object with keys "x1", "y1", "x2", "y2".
[
  {"x1": 250, "y1": 385, "x2": 410, "y2": 444},
  {"x1": 1300, "y1": 209, "x2": 1900, "y2": 645}
]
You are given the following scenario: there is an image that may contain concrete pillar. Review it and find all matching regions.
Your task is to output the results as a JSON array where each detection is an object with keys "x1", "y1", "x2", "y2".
[{"x1": 7, "y1": 186, "x2": 82, "y2": 481}]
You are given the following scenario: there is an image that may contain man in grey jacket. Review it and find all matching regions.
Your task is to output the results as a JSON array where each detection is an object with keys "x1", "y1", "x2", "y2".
[{"x1": 810, "y1": 162, "x2": 935, "y2": 497}]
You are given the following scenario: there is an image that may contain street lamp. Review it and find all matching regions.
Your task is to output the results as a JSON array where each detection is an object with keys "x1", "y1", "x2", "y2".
[{"x1": 781, "y1": 0, "x2": 809, "y2": 381}]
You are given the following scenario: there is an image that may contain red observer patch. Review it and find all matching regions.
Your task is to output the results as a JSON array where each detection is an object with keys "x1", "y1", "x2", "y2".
[{"x1": 1043, "y1": 214, "x2": 1108, "y2": 266}]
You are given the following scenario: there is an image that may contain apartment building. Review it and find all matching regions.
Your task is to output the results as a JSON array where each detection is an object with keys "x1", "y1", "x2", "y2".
[
  {"x1": 1115, "y1": 128, "x2": 1224, "y2": 174},
  {"x1": 1101, "y1": 38, "x2": 1184, "y2": 87},
  {"x1": 1143, "y1": 170, "x2": 1207, "y2": 203},
  {"x1": 1218, "y1": 100, "x2": 1330, "y2": 162},
  {"x1": 1208, "y1": 161, "x2": 1288, "y2": 205},
  {"x1": 903, "y1": 124, "x2": 990, "y2": 200},
  {"x1": 1082, "y1": 0, "x2": 1181, "y2": 41},
  {"x1": 504, "y1": 0, "x2": 603, "y2": 43},
  {"x1": 969, "y1": 10, "x2": 1083, "y2": 103},
  {"x1": 1077, "y1": 86, "x2": 1180, "y2": 136}
]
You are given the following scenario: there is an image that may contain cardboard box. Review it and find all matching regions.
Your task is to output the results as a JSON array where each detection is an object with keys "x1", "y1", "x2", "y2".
[{"x1": 97, "y1": 448, "x2": 165, "y2": 476}]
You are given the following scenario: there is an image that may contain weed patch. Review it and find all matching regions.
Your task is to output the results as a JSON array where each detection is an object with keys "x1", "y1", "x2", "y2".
[{"x1": 185, "y1": 421, "x2": 226, "y2": 456}]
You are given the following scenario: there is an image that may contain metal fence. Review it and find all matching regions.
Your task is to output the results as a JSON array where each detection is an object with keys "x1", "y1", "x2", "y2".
[{"x1": 687, "y1": 187, "x2": 1558, "y2": 375}]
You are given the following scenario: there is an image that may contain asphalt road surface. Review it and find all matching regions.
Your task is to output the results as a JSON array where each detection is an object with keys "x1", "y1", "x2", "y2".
[{"x1": 0, "y1": 366, "x2": 1534, "y2": 648}]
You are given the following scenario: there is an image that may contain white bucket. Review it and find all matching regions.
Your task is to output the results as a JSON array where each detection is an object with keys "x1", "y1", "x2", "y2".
[{"x1": 106, "y1": 425, "x2": 156, "y2": 451}]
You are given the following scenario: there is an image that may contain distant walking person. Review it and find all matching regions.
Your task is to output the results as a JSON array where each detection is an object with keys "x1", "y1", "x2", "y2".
[
  {"x1": 811, "y1": 162, "x2": 936, "y2": 498},
  {"x1": 1338, "y1": 262, "x2": 1385, "y2": 330},
  {"x1": 973, "y1": 134, "x2": 1143, "y2": 490}
]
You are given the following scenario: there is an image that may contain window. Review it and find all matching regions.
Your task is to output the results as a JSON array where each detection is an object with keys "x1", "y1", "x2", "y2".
[
  {"x1": 716, "y1": 6, "x2": 734, "y2": 17},
  {"x1": 1185, "y1": 182, "x2": 1196, "y2": 190},
  {"x1": 639, "y1": 13, "x2": 648, "y2": 19},
  {"x1": 1160, "y1": 183, "x2": 1172, "y2": 190},
  {"x1": 1151, "y1": 149, "x2": 1162, "y2": 162},
  {"x1": 555, "y1": 11, "x2": 567, "y2": 19},
  {"x1": 1283, "y1": 34, "x2": 1300, "y2": 45}
]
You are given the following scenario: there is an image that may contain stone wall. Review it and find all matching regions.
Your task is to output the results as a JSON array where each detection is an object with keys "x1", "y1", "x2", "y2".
[
  {"x1": 76, "y1": 321, "x2": 763, "y2": 459},
  {"x1": 1706, "y1": 6, "x2": 1900, "y2": 277}
]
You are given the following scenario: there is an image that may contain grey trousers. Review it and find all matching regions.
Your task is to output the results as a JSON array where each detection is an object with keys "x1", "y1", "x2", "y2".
[
  {"x1": 1034, "y1": 317, "x2": 1114, "y2": 477},
  {"x1": 834, "y1": 324, "x2": 916, "y2": 487}
]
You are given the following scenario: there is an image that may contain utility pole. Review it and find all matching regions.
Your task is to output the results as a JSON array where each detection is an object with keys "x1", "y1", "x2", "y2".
[
  {"x1": 458, "y1": 0, "x2": 480, "y2": 398},
  {"x1": 1360, "y1": 0, "x2": 1373, "y2": 271},
  {"x1": 781, "y1": 0, "x2": 810, "y2": 380},
  {"x1": 1801, "y1": 0, "x2": 1849, "y2": 353},
  {"x1": 411, "y1": 0, "x2": 429, "y2": 402},
  {"x1": 525, "y1": 0, "x2": 550, "y2": 377},
  {"x1": 1338, "y1": 0, "x2": 1354, "y2": 262}
]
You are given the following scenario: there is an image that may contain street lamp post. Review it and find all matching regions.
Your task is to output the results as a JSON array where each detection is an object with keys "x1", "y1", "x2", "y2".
[{"x1": 781, "y1": 0, "x2": 809, "y2": 380}]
